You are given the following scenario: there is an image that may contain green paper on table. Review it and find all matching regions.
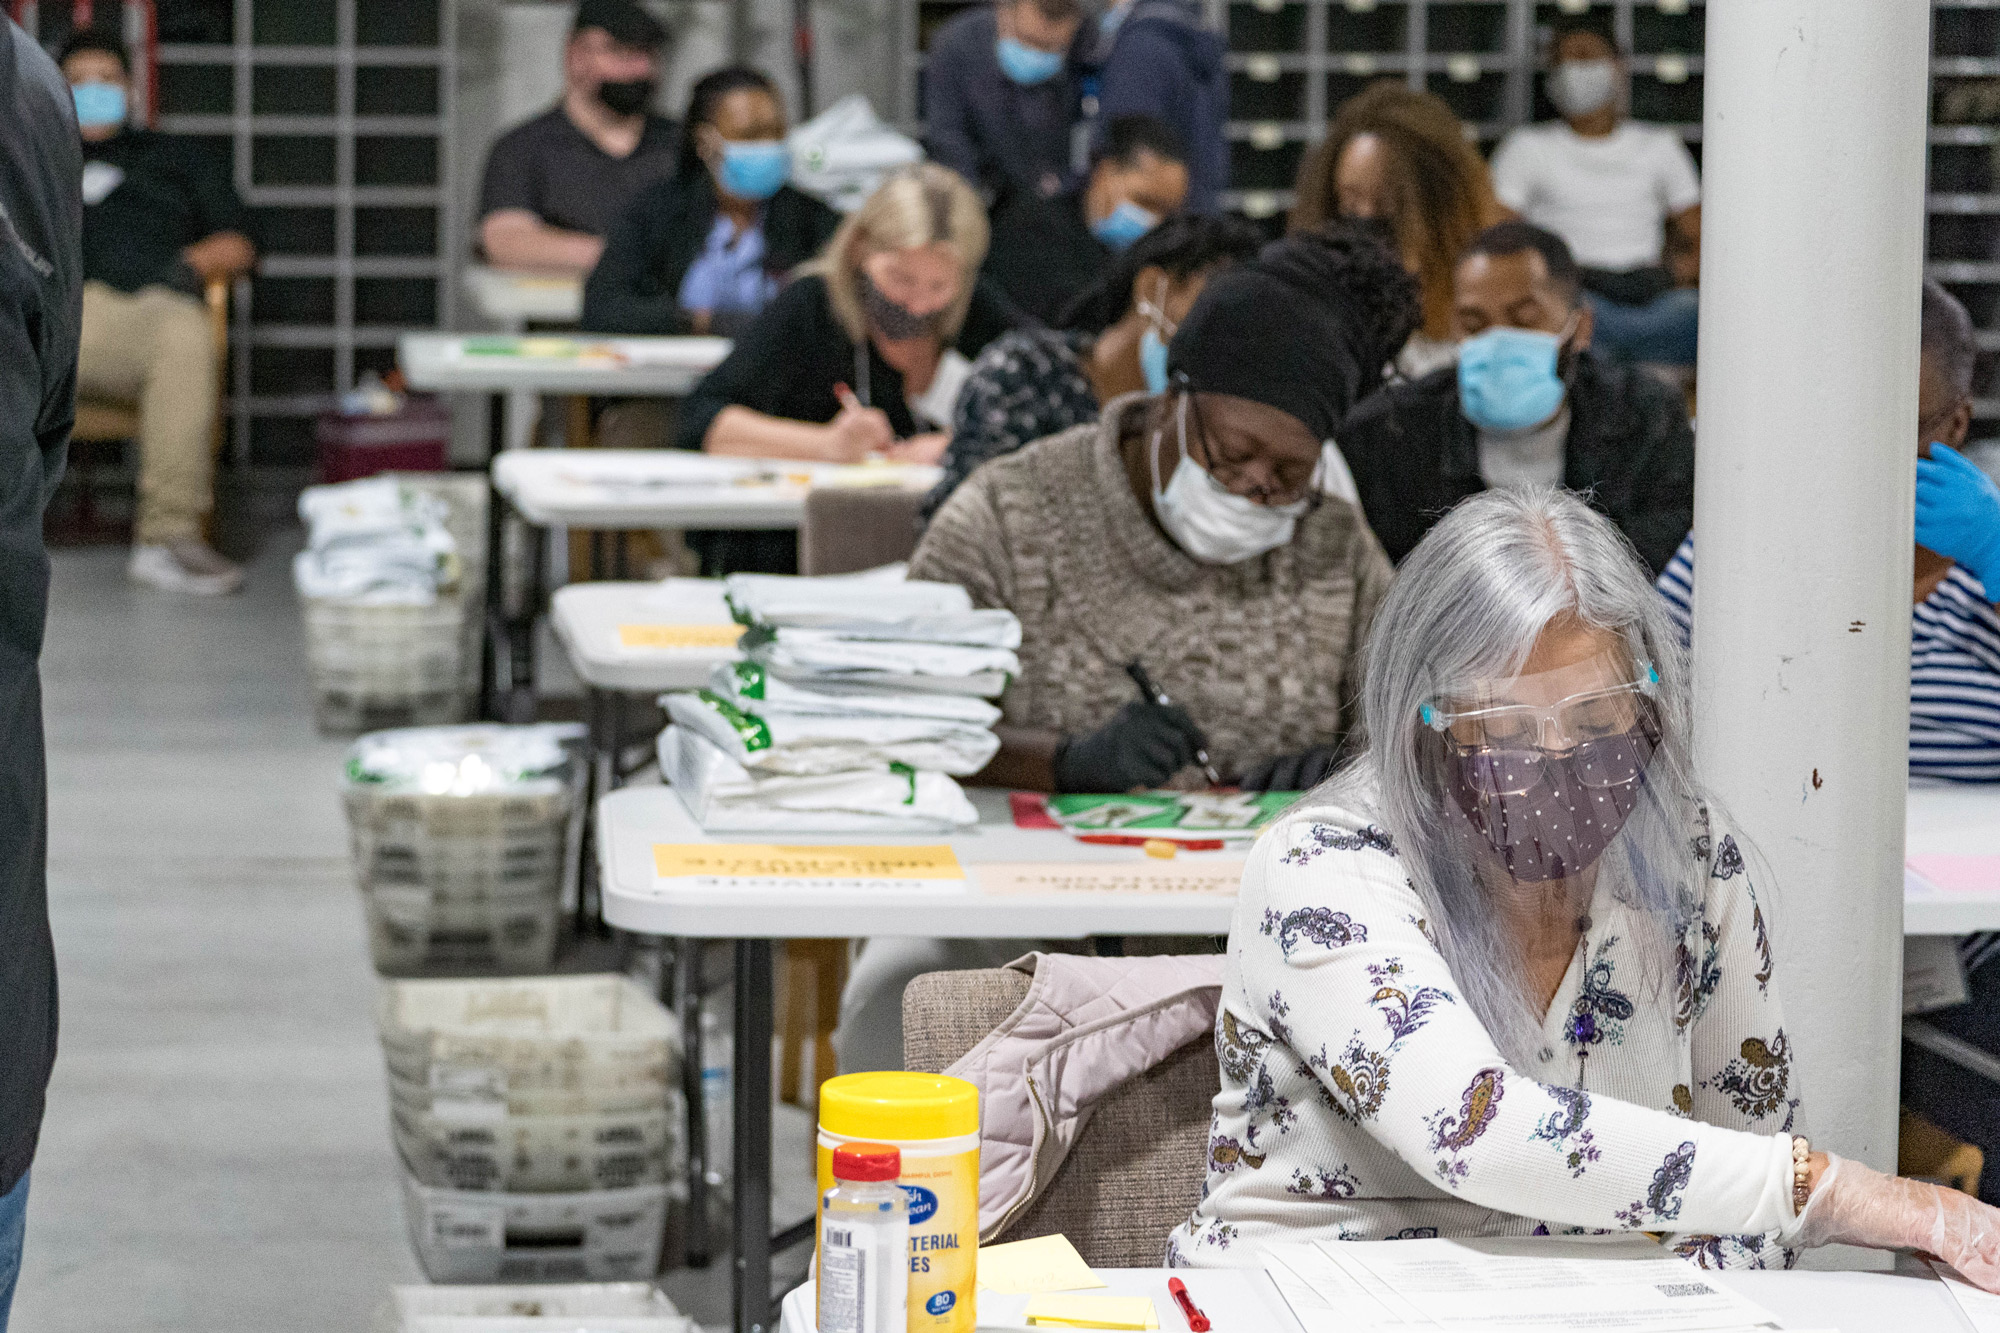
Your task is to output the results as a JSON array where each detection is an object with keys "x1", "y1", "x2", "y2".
[
  {"x1": 977, "y1": 1234, "x2": 1105, "y2": 1293},
  {"x1": 1021, "y1": 1294, "x2": 1159, "y2": 1329}
]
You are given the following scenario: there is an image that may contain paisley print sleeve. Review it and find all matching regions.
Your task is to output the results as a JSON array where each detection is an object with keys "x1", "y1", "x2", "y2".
[
  {"x1": 1228, "y1": 810, "x2": 1802, "y2": 1238},
  {"x1": 1690, "y1": 822, "x2": 1803, "y2": 1137}
]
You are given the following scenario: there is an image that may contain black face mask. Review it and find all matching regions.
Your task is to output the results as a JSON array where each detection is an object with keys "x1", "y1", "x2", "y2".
[
  {"x1": 859, "y1": 273, "x2": 945, "y2": 342},
  {"x1": 595, "y1": 78, "x2": 656, "y2": 116}
]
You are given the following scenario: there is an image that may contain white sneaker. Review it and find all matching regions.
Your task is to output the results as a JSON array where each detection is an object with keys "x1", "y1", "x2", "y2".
[{"x1": 128, "y1": 538, "x2": 245, "y2": 595}]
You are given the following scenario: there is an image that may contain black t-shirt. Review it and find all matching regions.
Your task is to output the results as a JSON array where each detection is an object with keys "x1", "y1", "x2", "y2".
[
  {"x1": 0, "y1": 17, "x2": 81, "y2": 1199},
  {"x1": 477, "y1": 106, "x2": 680, "y2": 239},
  {"x1": 981, "y1": 187, "x2": 1111, "y2": 328},
  {"x1": 81, "y1": 129, "x2": 248, "y2": 293}
]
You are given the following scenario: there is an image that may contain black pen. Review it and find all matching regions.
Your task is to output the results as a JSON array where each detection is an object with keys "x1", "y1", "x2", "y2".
[{"x1": 1125, "y1": 660, "x2": 1223, "y2": 787}]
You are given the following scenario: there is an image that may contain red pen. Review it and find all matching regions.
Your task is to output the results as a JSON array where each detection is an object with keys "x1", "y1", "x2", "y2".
[{"x1": 1168, "y1": 1277, "x2": 1211, "y2": 1332}]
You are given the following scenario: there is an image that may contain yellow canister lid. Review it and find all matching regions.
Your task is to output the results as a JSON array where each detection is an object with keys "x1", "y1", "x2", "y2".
[{"x1": 818, "y1": 1071, "x2": 980, "y2": 1140}]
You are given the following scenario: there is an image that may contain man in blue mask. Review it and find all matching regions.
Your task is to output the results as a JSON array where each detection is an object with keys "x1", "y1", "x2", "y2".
[
  {"x1": 61, "y1": 28, "x2": 257, "y2": 594},
  {"x1": 924, "y1": 0, "x2": 1083, "y2": 201},
  {"x1": 1337, "y1": 221, "x2": 1694, "y2": 576},
  {"x1": 980, "y1": 114, "x2": 1189, "y2": 326}
]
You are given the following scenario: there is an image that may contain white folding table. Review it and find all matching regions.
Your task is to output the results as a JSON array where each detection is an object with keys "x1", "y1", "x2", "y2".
[
  {"x1": 461, "y1": 265, "x2": 584, "y2": 328},
  {"x1": 777, "y1": 1263, "x2": 1974, "y2": 1333},
  {"x1": 1905, "y1": 782, "x2": 2000, "y2": 934},
  {"x1": 596, "y1": 783, "x2": 1244, "y2": 1333}
]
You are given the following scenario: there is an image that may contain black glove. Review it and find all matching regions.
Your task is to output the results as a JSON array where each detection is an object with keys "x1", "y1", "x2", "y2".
[
  {"x1": 1238, "y1": 745, "x2": 1340, "y2": 793},
  {"x1": 1053, "y1": 700, "x2": 1206, "y2": 793}
]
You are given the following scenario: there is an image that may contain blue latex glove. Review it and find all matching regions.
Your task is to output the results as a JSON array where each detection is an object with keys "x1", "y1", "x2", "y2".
[{"x1": 1916, "y1": 442, "x2": 2000, "y2": 591}]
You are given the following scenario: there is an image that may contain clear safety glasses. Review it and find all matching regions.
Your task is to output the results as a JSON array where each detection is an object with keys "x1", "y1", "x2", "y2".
[{"x1": 1420, "y1": 661, "x2": 1662, "y2": 798}]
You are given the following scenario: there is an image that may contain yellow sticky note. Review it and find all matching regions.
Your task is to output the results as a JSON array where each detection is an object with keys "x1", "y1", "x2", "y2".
[
  {"x1": 1021, "y1": 1295, "x2": 1158, "y2": 1329},
  {"x1": 652, "y1": 843, "x2": 965, "y2": 880},
  {"x1": 976, "y1": 1234, "x2": 1105, "y2": 1294},
  {"x1": 617, "y1": 623, "x2": 744, "y2": 649}
]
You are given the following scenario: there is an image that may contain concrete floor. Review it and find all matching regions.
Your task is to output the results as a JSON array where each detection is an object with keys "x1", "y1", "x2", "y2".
[{"x1": 11, "y1": 534, "x2": 817, "y2": 1331}]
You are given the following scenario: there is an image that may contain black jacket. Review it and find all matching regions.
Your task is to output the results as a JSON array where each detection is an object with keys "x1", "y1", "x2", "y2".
[
  {"x1": 581, "y1": 170, "x2": 840, "y2": 335},
  {"x1": 1337, "y1": 351, "x2": 1695, "y2": 575},
  {"x1": 0, "y1": 17, "x2": 80, "y2": 1198},
  {"x1": 980, "y1": 187, "x2": 1111, "y2": 329}
]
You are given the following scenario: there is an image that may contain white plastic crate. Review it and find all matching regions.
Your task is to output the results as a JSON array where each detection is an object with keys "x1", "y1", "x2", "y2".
[
  {"x1": 389, "y1": 1071, "x2": 667, "y2": 1119},
  {"x1": 384, "y1": 1281, "x2": 681, "y2": 1326},
  {"x1": 405, "y1": 1319, "x2": 688, "y2": 1333},
  {"x1": 364, "y1": 885, "x2": 561, "y2": 977},
  {"x1": 345, "y1": 787, "x2": 572, "y2": 902},
  {"x1": 391, "y1": 1092, "x2": 683, "y2": 1193},
  {"x1": 307, "y1": 595, "x2": 468, "y2": 734},
  {"x1": 388, "y1": 472, "x2": 489, "y2": 698},
  {"x1": 378, "y1": 976, "x2": 681, "y2": 1094},
  {"x1": 401, "y1": 1175, "x2": 670, "y2": 1283}
]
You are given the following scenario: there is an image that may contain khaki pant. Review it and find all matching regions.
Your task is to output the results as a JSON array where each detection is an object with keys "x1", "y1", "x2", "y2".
[{"x1": 77, "y1": 280, "x2": 218, "y2": 544}]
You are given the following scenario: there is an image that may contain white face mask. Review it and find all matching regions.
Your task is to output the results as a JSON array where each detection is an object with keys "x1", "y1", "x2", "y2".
[
  {"x1": 1549, "y1": 59, "x2": 1617, "y2": 117},
  {"x1": 1149, "y1": 395, "x2": 1313, "y2": 565}
]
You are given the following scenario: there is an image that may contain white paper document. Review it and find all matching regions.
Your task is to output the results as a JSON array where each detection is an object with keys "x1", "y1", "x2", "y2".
[
  {"x1": 1262, "y1": 1234, "x2": 1797, "y2": 1333},
  {"x1": 1934, "y1": 1259, "x2": 2000, "y2": 1332}
]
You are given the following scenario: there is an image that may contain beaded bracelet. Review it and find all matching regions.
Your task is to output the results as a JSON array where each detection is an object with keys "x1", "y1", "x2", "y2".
[{"x1": 1792, "y1": 1135, "x2": 1812, "y2": 1210}]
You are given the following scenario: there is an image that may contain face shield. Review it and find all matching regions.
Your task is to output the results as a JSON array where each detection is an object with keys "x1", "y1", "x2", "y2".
[{"x1": 1420, "y1": 650, "x2": 1663, "y2": 884}]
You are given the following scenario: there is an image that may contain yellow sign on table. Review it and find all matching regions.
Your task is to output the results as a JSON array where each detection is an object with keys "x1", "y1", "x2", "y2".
[
  {"x1": 652, "y1": 843, "x2": 965, "y2": 881},
  {"x1": 617, "y1": 623, "x2": 744, "y2": 649},
  {"x1": 1021, "y1": 1295, "x2": 1159, "y2": 1329},
  {"x1": 976, "y1": 1234, "x2": 1105, "y2": 1294}
]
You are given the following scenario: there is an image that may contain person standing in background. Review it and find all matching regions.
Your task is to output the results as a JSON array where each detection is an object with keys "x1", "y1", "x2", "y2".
[
  {"x1": 0, "y1": 15, "x2": 80, "y2": 1329},
  {"x1": 476, "y1": 0, "x2": 679, "y2": 274},
  {"x1": 1489, "y1": 23, "x2": 1701, "y2": 368},
  {"x1": 1289, "y1": 82, "x2": 1510, "y2": 380},
  {"x1": 923, "y1": 0, "x2": 1083, "y2": 202},
  {"x1": 1083, "y1": 0, "x2": 1227, "y2": 213},
  {"x1": 61, "y1": 28, "x2": 255, "y2": 595}
]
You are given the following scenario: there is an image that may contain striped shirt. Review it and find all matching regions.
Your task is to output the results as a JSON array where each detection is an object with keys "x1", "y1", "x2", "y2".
[{"x1": 1655, "y1": 531, "x2": 2000, "y2": 783}]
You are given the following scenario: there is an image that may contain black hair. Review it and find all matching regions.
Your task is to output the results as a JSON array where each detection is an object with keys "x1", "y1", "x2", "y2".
[
  {"x1": 571, "y1": 0, "x2": 668, "y2": 51},
  {"x1": 1276, "y1": 222, "x2": 1424, "y2": 381},
  {"x1": 1007, "y1": 0, "x2": 1082, "y2": 21},
  {"x1": 58, "y1": 26, "x2": 130, "y2": 74},
  {"x1": 1547, "y1": 18, "x2": 1620, "y2": 59},
  {"x1": 1922, "y1": 277, "x2": 1979, "y2": 400},
  {"x1": 675, "y1": 65, "x2": 781, "y2": 178},
  {"x1": 1094, "y1": 113, "x2": 1187, "y2": 169},
  {"x1": 1055, "y1": 213, "x2": 1265, "y2": 333},
  {"x1": 1462, "y1": 219, "x2": 1582, "y2": 304}
]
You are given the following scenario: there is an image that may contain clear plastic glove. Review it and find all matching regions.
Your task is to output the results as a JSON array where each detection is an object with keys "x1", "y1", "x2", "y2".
[
  {"x1": 1915, "y1": 442, "x2": 2000, "y2": 591},
  {"x1": 1796, "y1": 1152, "x2": 2000, "y2": 1292},
  {"x1": 1052, "y1": 700, "x2": 1206, "y2": 794}
]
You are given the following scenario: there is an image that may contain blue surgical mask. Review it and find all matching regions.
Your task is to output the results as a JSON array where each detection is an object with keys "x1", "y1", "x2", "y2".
[
  {"x1": 1139, "y1": 326, "x2": 1170, "y2": 394},
  {"x1": 996, "y1": 35, "x2": 1064, "y2": 86},
  {"x1": 716, "y1": 140, "x2": 790, "y2": 202},
  {"x1": 72, "y1": 81, "x2": 126, "y2": 130},
  {"x1": 1457, "y1": 325, "x2": 1570, "y2": 433},
  {"x1": 1091, "y1": 200, "x2": 1159, "y2": 252}
]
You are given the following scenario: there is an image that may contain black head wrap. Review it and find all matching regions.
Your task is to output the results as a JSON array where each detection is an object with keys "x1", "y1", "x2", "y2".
[{"x1": 1166, "y1": 225, "x2": 1421, "y2": 441}]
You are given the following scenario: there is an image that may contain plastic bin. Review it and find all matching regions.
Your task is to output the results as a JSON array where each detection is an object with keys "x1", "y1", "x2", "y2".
[
  {"x1": 364, "y1": 885, "x2": 562, "y2": 977},
  {"x1": 377, "y1": 975, "x2": 681, "y2": 1094},
  {"x1": 306, "y1": 594, "x2": 468, "y2": 734},
  {"x1": 391, "y1": 1092, "x2": 683, "y2": 1193},
  {"x1": 383, "y1": 1281, "x2": 682, "y2": 1327},
  {"x1": 404, "y1": 1319, "x2": 688, "y2": 1333},
  {"x1": 345, "y1": 787, "x2": 572, "y2": 901},
  {"x1": 389, "y1": 472, "x2": 489, "y2": 698},
  {"x1": 318, "y1": 399, "x2": 453, "y2": 483},
  {"x1": 388, "y1": 1071, "x2": 668, "y2": 1119},
  {"x1": 400, "y1": 1175, "x2": 671, "y2": 1283}
]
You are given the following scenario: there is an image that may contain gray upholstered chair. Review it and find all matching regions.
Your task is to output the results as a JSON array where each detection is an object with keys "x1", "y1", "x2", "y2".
[
  {"x1": 798, "y1": 486, "x2": 928, "y2": 576},
  {"x1": 901, "y1": 967, "x2": 1218, "y2": 1267}
]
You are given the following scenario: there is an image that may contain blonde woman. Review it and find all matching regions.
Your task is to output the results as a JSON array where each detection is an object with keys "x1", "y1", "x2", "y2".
[{"x1": 676, "y1": 162, "x2": 1011, "y2": 469}]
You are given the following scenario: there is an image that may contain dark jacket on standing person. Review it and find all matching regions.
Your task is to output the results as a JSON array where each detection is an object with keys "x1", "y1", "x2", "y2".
[
  {"x1": 1336, "y1": 350, "x2": 1695, "y2": 576},
  {"x1": 581, "y1": 169, "x2": 840, "y2": 335},
  {"x1": 923, "y1": 6, "x2": 1082, "y2": 201},
  {"x1": 0, "y1": 16, "x2": 81, "y2": 1199},
  {"x1": 1087, "y1": 0, "x2": 1227, "y2": 214}
]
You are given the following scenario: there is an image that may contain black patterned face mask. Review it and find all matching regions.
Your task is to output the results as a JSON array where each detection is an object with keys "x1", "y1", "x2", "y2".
[
  {"x1": 859, "y1": 272, "x2": 944, "y2": 341},
  {"x1": 1444, "y1": 715, "x2": 1661, "y2": 883}
]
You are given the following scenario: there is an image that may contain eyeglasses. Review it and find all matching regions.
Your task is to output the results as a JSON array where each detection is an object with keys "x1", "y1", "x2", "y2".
[
  {"x1": 1174, "y1": 382, "x2": 1324, "y2": 508},
  {"x1": 1420, "y1": 664, "x2": 1661, "y2": 798}
]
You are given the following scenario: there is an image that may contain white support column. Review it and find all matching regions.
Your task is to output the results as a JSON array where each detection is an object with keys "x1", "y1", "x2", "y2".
[{"x1": 1692, "y1": 0, "x2": 1930, "y2": 1188}]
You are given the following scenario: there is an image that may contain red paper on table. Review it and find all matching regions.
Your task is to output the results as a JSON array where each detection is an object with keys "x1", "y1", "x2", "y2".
[
  {"x1": 1907, "y1": 854, "x2": 2000, "y2": 893},
  {"x1": 1010, "y1": 791, "x2": 1061, "y2": 830}
]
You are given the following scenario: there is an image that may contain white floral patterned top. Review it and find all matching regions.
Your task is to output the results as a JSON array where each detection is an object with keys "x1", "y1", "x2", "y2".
[{"x1": 1168, "y1": 799, "x2": 1804, "y2": 1272}]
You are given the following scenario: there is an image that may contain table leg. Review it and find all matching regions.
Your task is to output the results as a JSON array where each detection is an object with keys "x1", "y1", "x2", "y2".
[
  {"x1": 678, "y1": 939, "x2": 711, "y2": 1268},
  {"x1": 613, "y1": 530, "x2": 630, "y2": 579},
  {"x1": 506, "y1": 521, "x2": 547, "y2": 721},
  {"x1": 734, "y1": 938, "x2": 774, "y2": 1333},
  {"x1": 480, "y1": 390, "x2": 506, "y2": 720},
  {"x1": 579, "y1": 687, "x2": 606, "y2": 937}
]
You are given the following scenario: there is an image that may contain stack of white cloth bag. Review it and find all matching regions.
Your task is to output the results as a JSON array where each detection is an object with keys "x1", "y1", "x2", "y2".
[
  {"x1": 293, "y1": 474, "x2": 461, "y2": 605},
  {"x1": 657, "y1": 570, "x2": 1019, "y2": 832}
]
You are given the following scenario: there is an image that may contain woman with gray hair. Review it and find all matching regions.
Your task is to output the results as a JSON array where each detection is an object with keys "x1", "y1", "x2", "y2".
[{"x1": 1171, "y1": 487, "x2": 2000, "y2": 1285}]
